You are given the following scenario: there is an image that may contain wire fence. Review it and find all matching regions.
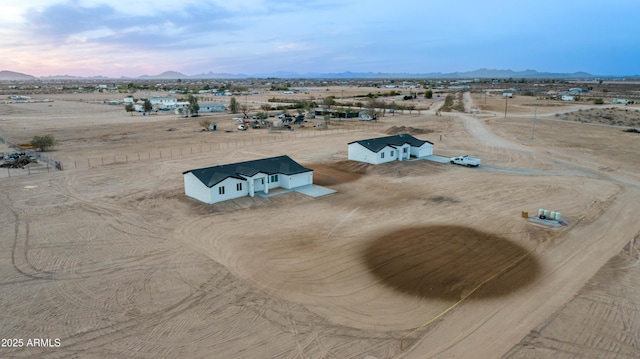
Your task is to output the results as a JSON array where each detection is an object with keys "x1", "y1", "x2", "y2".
[
  {"x1": 63, "y1": 123, "x2": 378, "y2": 170},
  {"x1": 0, "y1": 164, "x2": 55, "y2": 179},
  {"x1": 0, "y1": 133, "x2": 63, "y2": 178}
]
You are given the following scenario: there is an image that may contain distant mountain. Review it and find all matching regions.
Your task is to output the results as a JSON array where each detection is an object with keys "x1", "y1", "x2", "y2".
[
  {"x1": 0, "y1": 68, "x2": 625, "y2": 80},
  {"x1": 436, "y1": 68, "x2": 595, "y2": 79},
  {"x1": 191, "y1": 71, "x2": 250, "y2": 79},
  {"x1": 0, "y1": 70, "x2": 36, "y2": 80},
  {"x1": 138, "y1": 71, "x2": 188, "y2": 79}
]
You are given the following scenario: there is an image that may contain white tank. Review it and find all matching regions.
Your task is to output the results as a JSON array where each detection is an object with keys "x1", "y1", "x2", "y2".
[
  {"x1": 550, "y1": 212, "x2": 557, "y2": 220},
  {"x1": 544, "y1": 210, "x2": 551, "y2": 218},
  {"x1": 555, "y1": 212, "x2": 561, "y2": 221},
  {"x1": 539, "y1": 209, "x2": 545, "y2": 216}
]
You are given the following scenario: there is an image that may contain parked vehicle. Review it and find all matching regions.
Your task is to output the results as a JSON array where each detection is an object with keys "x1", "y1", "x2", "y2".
[
  {"x1": 450, "y1": 155, "x2": 481, "y2": 167},
  {"x1": 237, "y1": 124, "x2": 248, "y2": 131}
]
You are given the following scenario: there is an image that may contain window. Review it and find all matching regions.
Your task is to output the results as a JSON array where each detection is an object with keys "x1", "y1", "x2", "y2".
[
  {"x1": 236, "y1": 183, "x2": 242, "y2": 191},
  {"x1": 403, "y1": 147, "x2": 408, "y2": 153},
  {"x1": 381, "y1": 152, "x2": 385, "y2": 159},
  {"x1": 390, "y1": 150, "x2": 394, "y2": 156},
  {"x1": 270, "y1": 174, "x2": 278, "y2": 182},
  {"x1": 218, "y1": 186, "x2": 225, "y2": 195}
]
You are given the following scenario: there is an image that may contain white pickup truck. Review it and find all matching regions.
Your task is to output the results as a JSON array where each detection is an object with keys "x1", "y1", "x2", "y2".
[{"x1": 450, "y1": 155, "x2": 481, "y2": 167}]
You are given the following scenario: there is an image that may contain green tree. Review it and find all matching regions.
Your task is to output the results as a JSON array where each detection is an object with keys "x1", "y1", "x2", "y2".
[
  {"x1": 229, "y1": 97, "x2": 238, "y2": 113},
  {"x1": 188, "y1": 95, "x2": 200, "y2": 116},
  {"x1": 30, "y1": 135, "x2": 55, "y2": 152},
  {"x1": 124, "y1": 103, "x2": 134, "y2": 112},
  {"x1": 424, "y1": 90, "x2": 433, "y2": 99},
  {"x1": 143, "y1": 99, "x2": 152, "y2": 113}
]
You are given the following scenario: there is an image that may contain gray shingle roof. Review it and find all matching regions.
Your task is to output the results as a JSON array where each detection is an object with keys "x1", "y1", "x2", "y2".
[
  {"x1": 348, "y1": 133, "x2": 432, "y2": 152},
  {"x1": 183, "y1": 155, "x2": 312, "y2": 187}
]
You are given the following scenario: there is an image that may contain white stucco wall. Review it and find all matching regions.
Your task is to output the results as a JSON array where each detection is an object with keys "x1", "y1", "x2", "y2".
[
  {"x1": 412, "y1": 143, "x2": 433, "y2": 157},
  {"x1": 376, "y1": 145, "x2": 398, "y2": 164},
  {"x1": 281, "y1": 172, "x2": 313, "y2": 189},
  {"x1": 184, "y1": 172, "x2": 212, "y2": 204},
  {"x1": 210, "y1": 177, "x2": 248, "y2": 203},
  {"x1": 184, "y1": 174, "x2": 248, "y2": 204},
  {"x1": 348, "y1": 143, "x2": 378, "y2": 164}
]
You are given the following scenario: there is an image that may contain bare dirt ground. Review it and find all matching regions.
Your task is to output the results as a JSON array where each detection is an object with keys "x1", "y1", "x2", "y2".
[{"x1": 0, "y1": 89, "x2": 639, "y2": 358}]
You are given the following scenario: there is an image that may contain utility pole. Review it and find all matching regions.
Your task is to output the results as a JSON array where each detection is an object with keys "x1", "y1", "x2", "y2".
[
  {"x1": 504, "y1": 96, "x2": 508, "y2": 118},
  {"x1": 484, "y1": 90, "x2": 487, "y2": 104},
  {"x1": 531, "y1": 105, "x2": 538, "y2": 139}
]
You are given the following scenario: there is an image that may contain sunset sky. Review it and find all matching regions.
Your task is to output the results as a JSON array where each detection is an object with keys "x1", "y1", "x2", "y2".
[{"x1": 1, "y1": 0, "x2": 638, "y2": 77}]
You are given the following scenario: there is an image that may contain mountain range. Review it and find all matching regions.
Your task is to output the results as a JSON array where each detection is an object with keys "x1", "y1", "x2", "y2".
[{"x1": 0, "y1": 69, "x2": 629, "y2": 81}]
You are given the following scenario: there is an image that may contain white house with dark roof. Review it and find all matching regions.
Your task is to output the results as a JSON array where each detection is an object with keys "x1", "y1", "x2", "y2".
[
  {"x1": 347, "y1": 134, "x2": 433, "y2": 165},
  {"x1": 149, "y1": 97, "x2": 178, "y2": 109},
  {"x1": 183, "y1": 155, "x2": 313, "y2": 204}
]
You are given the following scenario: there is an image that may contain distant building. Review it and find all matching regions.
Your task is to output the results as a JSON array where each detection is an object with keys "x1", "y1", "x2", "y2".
[
  {"x1": 569, "y1": 88, "x2": 588, "y2": 94},
  {"x1": 612, "y1": 98, "x2": 629, "y2": 104},
  {"x1": 561, "y1": 95, "x2": 575, "y2": 101},
  {"x1": 149, "y1": 97, "x2": 177, "y2": 109},
  {"x1": 198, "y1": 103, "x2": 227, "y2": 113}
]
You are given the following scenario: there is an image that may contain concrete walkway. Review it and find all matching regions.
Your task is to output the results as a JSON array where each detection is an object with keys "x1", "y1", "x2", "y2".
[
  {"x1": 294, "y1": 184, "x2": 337, "y2": 198},
  {"x1": 255, "y1": 185, "x2": 336, "y2": 199},
  {"x1": 417, "y1": 154, "x2": 451, "y2": 163}
]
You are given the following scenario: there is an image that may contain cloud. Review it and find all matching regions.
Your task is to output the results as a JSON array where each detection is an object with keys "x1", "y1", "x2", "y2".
[{"x1": 24, "y1": 1, "x2": 236, "y2": 49}]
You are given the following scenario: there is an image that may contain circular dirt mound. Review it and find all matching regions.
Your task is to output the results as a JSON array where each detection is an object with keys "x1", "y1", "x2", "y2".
[
  {"x1": 383, "y1": 126, "x2": 434, "y2": 135},
  {"x1": 364, "y1": 225, "x2": 540, "y2": 300},
  {"x1": 311, "y1": 161, "x2": 369, "y2": 186}
]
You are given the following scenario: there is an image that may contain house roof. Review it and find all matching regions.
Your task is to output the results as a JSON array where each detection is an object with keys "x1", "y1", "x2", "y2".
[
  {"x1": 183, "y1": 155, "x2": 312, "y2": 188},
  {"x1": 348, "y1": 134, "x2": 432, "y2": 153}
]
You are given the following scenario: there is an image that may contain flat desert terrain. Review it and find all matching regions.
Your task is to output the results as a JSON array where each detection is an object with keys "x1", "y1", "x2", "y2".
[{"x1": 1, "y1": 89, "x2": 639, "y2": 358}]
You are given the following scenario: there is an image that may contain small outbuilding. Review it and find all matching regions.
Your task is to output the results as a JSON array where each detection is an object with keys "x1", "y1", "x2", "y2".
[
  {"x1": 347, "y1": 133, "x2": 433, "y2": 165},
  {"x1": 183, "y1": 155, "x2": 313, "y2": 204}
]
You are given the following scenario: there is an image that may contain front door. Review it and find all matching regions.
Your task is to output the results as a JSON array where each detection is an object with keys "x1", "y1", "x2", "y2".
[{"x1": 254, "y1": 178, "x2": 265, "y2": 192}]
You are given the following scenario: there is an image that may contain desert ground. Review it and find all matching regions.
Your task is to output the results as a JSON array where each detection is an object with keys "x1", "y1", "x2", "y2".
[{"x1": 1, "y1": 88, "x2": 639, "y2": 358}]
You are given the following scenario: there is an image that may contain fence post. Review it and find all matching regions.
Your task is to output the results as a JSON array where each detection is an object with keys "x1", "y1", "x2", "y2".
[
  {"x1": 28, "y1": 166, "x2": 30, "y2": 175},
  {"x1": 7, "y1": 167, "x2": 9, "y2": 178},
  {"x1": 74, "y1": 160, "x2": 77, "y2": 169},
  {"x1": 126, "y1": 154, "x2": 128, "y2": 163}
]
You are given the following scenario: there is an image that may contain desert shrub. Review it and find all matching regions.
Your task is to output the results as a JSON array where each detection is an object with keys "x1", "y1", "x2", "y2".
[
  {"x1": 198, "y1": 119, "x2": 212, "y2": 130},
  {"x1": 30, "y1": 135, "x2": 55, "y2": 152},
  {"x1": 440, "y1": 94, "x2": 455, "y2": 112}
]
